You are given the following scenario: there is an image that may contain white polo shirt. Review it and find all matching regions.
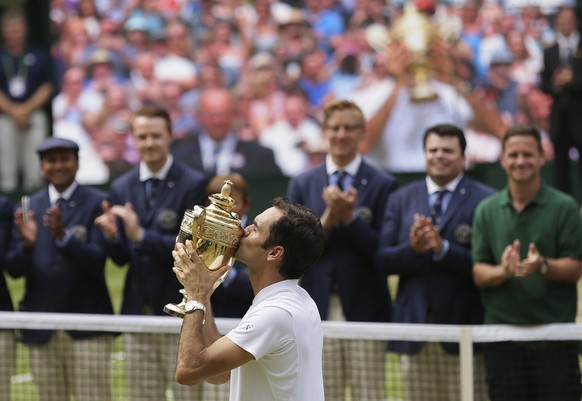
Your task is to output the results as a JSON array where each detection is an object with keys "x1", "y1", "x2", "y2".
[
  {"x1": 226, "y1": 280, "x2": 324, "y2": 401},
  {"x1": 352, "y1": 78, "x2": 473, "y2": 173}
]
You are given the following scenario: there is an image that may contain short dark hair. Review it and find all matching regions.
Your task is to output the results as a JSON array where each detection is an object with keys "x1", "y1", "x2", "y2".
[
  {"x1": 261, "y1": 197, "x2": 325, "y2": 279},
  {"x1": 502, "y1": 124, "x2": 543, "y2": 153},
  {"x1": 322, "y1": 99, "x2": 365, "y2": 129},
  {"x1": 423, "y1": 124, "x2": 467, "y2": 155},
  {"x1": 131, "y1": 105, "x2": 173, "y2": 134}
]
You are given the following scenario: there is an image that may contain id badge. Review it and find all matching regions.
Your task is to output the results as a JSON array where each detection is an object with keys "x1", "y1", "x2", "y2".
[{"x1": 8, "y1": 76, "x2": 26, "y2": 97}]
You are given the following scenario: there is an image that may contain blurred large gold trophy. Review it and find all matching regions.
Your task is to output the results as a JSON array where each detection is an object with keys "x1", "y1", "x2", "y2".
[
  {"x1": 366, "y1": 2, "x2": 438, "y2": 102},
  {"x1": 164, "y1": 180, "x2": 243, "y2": 318},
  {"x1": 393, "y1": 2, "x2": 438, "y2": 102}
]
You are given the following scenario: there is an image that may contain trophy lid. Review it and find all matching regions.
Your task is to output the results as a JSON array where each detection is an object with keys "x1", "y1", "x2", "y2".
[{"x1": 208, "y1": 180, "x2": 236, "y2": 213}]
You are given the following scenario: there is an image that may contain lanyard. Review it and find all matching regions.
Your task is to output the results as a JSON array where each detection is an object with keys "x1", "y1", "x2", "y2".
[{"x1": 1, "y1": 52, "x2": 28, "y2": 81}]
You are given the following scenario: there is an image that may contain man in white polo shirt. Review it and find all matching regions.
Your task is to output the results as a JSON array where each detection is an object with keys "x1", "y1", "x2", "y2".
[{"x1": 172, "y1": 197, "x2": 326, "y2": 401}]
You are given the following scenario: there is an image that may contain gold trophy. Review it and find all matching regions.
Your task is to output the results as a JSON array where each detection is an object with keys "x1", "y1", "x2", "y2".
[
  {"x1": 392, "y1": 2, "x2": 438, "y2": 102},
  {"x1": 164, "y1": 180, "x2": 244, "y2": 318}
]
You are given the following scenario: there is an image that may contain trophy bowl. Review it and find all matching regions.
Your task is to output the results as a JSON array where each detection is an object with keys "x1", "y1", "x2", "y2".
[
  {"x1": 392, "y1": 3, "x2": 438, "y2": 102},
  {"x1": 366, "y1": 3, "x2": 438, "y2": 103},
  {"x1": 164, "y1": 180, "x2": 244, "y2": 318}
]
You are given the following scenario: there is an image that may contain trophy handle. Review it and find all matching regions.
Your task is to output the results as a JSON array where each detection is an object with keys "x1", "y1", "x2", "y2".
[
  {"x1": 164, "y1": 206, "x2": 206, "y2": 318},
  {"x1": 191, "y1": 205, "x2": 205, "y2": 244}
]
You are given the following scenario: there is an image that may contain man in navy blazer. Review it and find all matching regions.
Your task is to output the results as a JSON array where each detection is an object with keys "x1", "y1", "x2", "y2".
[
  {"x1": 170, "y1": 87, "x2": 282, "y2": 177},
  {"x1": 7, "y1": 137, "x2": 114, "y2": 401},
  {"x1": 95, "y1": 106, "x2": 208, "y2": 401},
  {"x1": 0, "y1": 195, "x2": 13, "y2": 401},
  {"x1": 287, "y1": 100, "x2": 396, "y2": 401},
  {"x1": 540, "y1": 6, "x2": 582, "y2": 195},
  {"x1": 374, "y1": 124, "x2": 495, "y2": 401}
]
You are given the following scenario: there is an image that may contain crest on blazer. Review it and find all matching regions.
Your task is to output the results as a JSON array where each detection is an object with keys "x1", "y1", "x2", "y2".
[
  {"x1": 356, "y1": 206, "x2": 372, "y2": 224},
  {"x1": 70, "y1": 225, "x2": 87, "y2": 241},
  {"x1": 454, "y1": 223, "x2": 472, "y2": 245},
  {"x1": 158, "y1": 210, "x2": 178, "y2": 230}
]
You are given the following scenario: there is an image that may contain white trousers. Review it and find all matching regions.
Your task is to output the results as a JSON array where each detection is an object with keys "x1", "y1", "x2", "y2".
[{"x1": 0, "y1": 110, "x2": 46, "y2": 192}]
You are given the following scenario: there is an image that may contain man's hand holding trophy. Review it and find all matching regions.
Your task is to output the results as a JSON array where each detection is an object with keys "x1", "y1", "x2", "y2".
[{"x1": 164, "y1": 180, "x2": 244, "y2": 318}]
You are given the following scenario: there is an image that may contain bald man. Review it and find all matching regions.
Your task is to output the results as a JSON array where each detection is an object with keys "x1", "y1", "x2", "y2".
[{"x1": 171, "y1": 88, "x2": 282, "y2": 177}]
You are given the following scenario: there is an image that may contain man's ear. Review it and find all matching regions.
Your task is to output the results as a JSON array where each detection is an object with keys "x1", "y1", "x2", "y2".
[{"x1": 267, "y1": 245, "x2": 284, "y2": 262}]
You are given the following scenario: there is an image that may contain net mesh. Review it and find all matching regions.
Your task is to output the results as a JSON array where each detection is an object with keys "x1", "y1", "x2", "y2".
[{"x1": 1, "y1": 312, "x2": 581, "y2": 401}]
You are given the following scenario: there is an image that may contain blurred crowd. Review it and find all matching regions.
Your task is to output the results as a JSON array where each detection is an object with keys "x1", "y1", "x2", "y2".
[{"x1": 7, "y1": 0, "x2": 580, "y2": 186}]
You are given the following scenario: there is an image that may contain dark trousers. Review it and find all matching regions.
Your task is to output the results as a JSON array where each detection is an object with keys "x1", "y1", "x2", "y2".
[{"x1": 484, "y1": 341, "x2": 581, "y2": 401}]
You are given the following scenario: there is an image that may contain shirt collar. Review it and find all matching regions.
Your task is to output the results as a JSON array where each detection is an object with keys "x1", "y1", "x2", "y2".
[
  {"x1": 325, "y1": 154, "x2": 362, "y2": 177},
  {"x1": 139, "y1": 155, "x2": 173, "y2": 182},
  {"x1": 48, "y1": 181, "x2": 79, "y2": 204},
  {"x1": 253, "y1": 279, "x2": 298, "y2": 305},
  {"x1": 501, "y1": 183, "x2": 549, "y2": 209},
  {"x1": 426, "y1": 173, "x2": 463, "y2": 195},
  {"x1": 557, "y1": 32, "x2": 580, "y2": 48}
]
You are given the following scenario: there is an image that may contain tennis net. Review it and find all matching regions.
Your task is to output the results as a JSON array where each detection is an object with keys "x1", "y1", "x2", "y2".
[{"x1": 1, "y1": 312, "x2": 581, "y2": 401}]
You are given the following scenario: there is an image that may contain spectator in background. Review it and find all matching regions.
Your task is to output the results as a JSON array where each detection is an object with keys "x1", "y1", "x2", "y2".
[
  {"x1": 121, "y1": 15, "x2": 152, "y2": 67},
  {"x1": 7, "y1": 137, "x2": 115, "y2": 401},
  {"x1": 76, "y1": 0, "x2": 102, "y2": 41},
  {"x1": 158, "y1": 80, "x2": 197, "y2": 139},
  {"x1": 0, "y1": 195, "x2": 13, "y2": 401},
  {"x1": 83, "y1": 83, "x2": 135, "y2": 139},
  {"x1": 540, "y1": 6, "x2": 582, "y2": 196},
  {"x1": 84, "y1": 49, "x2": 127, "y2": 94},
  {"x1": 53, "y1": 18, "x2": 94, "y2": 69},
  {"x1": 94, "y1": 106, "x2": 208, "y2": 401},
  {"x1": 329, "y1": 44, "x2": 363, "y2": 100},
  {"x1": 353, "y1": 34, "x2": 505, "y2": 173},
  {"x1": 260, "y1": 88, "x2": 325, "y2": 177},
  {"x1": 520, "y1": 88, "x2": 554, "y2": 159},
  {"x1": 472, "y1": 125, "x2": 582, "y2": 401},
  {"x1": 242, "y1": 53, "x2": 287, "y2": 137},
  {"x1": 154, "y1": 27, "x2": 197, "y2": 95},
  {"x1": 0, "y1": 11, "x2": 53, "y2": 193},
  {"x1": 505, "y1": 30, "x2": 542, "y2": 94},
  {"x1": 298, "y1": 47, "x2": 332, "y2": 110},
  {"x1": 374, "y1": 124, "x2": 494, "y2": 401},
  {"x1": 53, "y1": 66, "x2": 104, "y2": 126},
  {"x1": 171, "y1": 88, "x2": 281, "y2": 177},
  {"x1": 128, "y1": 52, "x2": 161, "y2": 105},
  {"x1": 126, "y1": 0, "x2": 165, "y2": 36},
  {"x1": 287, "y1": 100, "x2": 396, "y2": 401},
  {"x1": 272, "y1": 7, "x2": 318, "y2": 83},
  {"x1": 303, "y1": 0, "x2": 345, "y2": 56},
  {"x1": 479, "y1": 48, "x2": 519, "y2": 125},
  {"x1": 236, "y1": 0, "x2": 279, "y2": 55}
]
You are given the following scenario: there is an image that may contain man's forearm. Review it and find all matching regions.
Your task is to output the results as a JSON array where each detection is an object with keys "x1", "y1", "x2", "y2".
[
  {"x1": 18, "y1": 83, "x2": 53, "y2": 115},
  {"x1": 360, "y1": 81, "x2": 404, "y2": 154}
]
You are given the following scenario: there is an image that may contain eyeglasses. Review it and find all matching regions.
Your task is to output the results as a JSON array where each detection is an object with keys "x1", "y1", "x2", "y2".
[{"x1": 325, "y1": 124, "x2": 363, "y2": 134}]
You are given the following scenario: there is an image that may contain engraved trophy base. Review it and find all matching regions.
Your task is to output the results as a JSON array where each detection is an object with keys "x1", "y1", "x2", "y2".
[
  {"x1": 163, "y1": 302, "x2": 186, "y2": 318},
  {"x1": 164, "y1": 289, "x2": 187, "y2": 318},
  {"x1": 163, "y1": 267, "x2": 233, "y2": 319}
]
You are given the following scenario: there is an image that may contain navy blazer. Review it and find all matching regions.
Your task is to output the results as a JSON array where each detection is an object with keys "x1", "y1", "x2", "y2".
[
  {"x1": 211, "y1": 260, "x2": 254, "y2": 318},
  {"x1": 106, "y1": 162, "x2": 207, "y2": 316},
  {"x1": 170, "y1": 133, "x2": 282, "y2": 177},
  {"x1": 7, "y1": 185, "x2": 113, "y2": 344},
  {"x1": 287, "y1": 161, "x2": 397, "y2": 322},
  {"x1": 374, "y1": 176, "x2": 495, "y2": 354},
  {"x1": 0, "y1": 196, "x2": 13, "y2": 312}
]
